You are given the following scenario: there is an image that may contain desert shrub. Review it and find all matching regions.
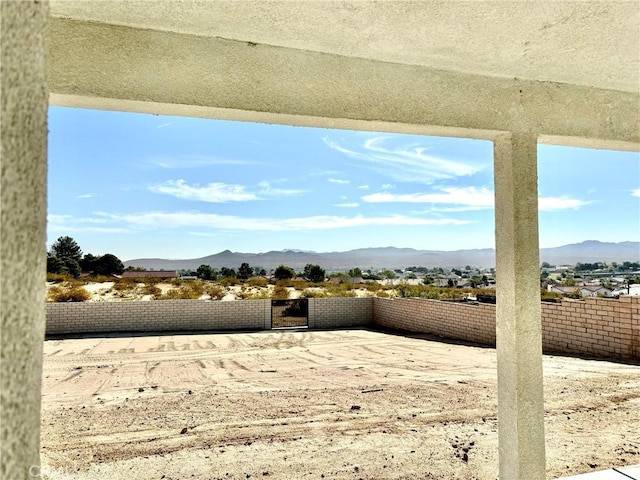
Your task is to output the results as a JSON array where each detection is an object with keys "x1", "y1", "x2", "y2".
[
  {"x1": 89, "y1": 275, "x2": 114, "y2": 283},
  {"x1": 156, "y1": 285, "x2": 201, "y2": 300},
  {"x1": 247, "y1": 277, "x2": 268, "y2": 288},
  {"x1": 564, "y1": 289, "x2": 582, "y2": 299},
  {"x1": 272, "y1": 284, "x2": 289, "y2": 299},
  {"x1": 324, "y1": 283, "x2": 358, "y2": 297},
  {"x1": 219, "y1": 276, "x2": 239, "y2": 286},
  {"x1": 127, "y1": 276, "x2": 162, "y2": 285},
  {"x1": 332, "y1": 288, "x2": 357, "y2": 298},
  {"x1": 170, "y1": 278, "x2": 184, "y2": 287},
  {"x1": 540, "y1": 289, "x2": 563, "y2": 301},
  {"x1": 236, "y1": 289, "x2": 252, "y2": 299},
  {"x1": 249, "y1": 289, "x2": 271, "y2": 299},
  {"x1": 166, "y1": 281, "x2": 205, "y2": 299},
  {"x1": 374, "y1": 290, "x2": 393, "y2": 298},
  {"x1": 237, "y1": 288, "x2": 270, "y2": 300},
  {"x1": 142, "y1": 284, "x2": 161, "y2": 296},
  {"x1": 207, "y1": 285, "x2": 227, "y2": 300},
  {"x1": 187, "y1": 280, "x2": 205, "y2": 297},
  {"x1": 48, "y1": 285, "x2": 90, "y2": 302},
  {"x1": 362, "y1": 282, "x2": 385, "y2": 292},
  {"x1": 113, "y1": 278, "x2": 138, "y2": 292},
  {"x1": 301, "y1": 288, "x2": 328, "y2": 298},
  {"x1": 396, "y1": 283, "x2": 470, "y2": 300},
  {"x1": 46, "y1": 273, "x2": 69, "y2": 283}
]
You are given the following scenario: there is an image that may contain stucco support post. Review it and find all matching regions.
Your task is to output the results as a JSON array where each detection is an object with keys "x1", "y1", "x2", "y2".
[
  {"x1": 493, "y1": 133, "x2": 545, "y2": 479},
  {"x1": 1, "y1": 1, "x2": 49, "y2": 478}
]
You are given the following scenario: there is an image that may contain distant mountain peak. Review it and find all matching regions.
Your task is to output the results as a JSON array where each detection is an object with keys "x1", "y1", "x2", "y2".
[{"x1": 124, "y1": 241, "x2": 639, "y2": 271}]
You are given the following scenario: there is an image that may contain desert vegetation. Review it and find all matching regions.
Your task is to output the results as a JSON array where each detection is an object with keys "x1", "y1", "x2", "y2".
[{"x1": 45, "y1": 271, "x2": 514, "y2": 304}]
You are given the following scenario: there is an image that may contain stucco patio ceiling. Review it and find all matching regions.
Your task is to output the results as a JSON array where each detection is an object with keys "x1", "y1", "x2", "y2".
[
  {"x1": 49, "y1": 1, "x2": 639, "y2": 93},
  {"x1": 47, "y1": 1, "x2": 639, "y2": 146}
]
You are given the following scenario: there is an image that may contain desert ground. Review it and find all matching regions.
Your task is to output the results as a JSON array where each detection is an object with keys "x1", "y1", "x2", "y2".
[{"x1": 40, "y1": 328, "x2": 640, "y2": 480}]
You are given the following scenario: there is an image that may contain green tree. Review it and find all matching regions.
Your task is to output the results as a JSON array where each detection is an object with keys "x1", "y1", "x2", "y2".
[
  {"x1": 303, "y1": 264, "x2": 326, "y2": 283},
  {"x1": 274, "y1": 265, "x2": 295, "y2": 281},
  {"x1": 380, "y1": 269, "x2": 396, "y2": 280},
  {"x1": 125, "y1": 266, "x2": 146, "y2": 272},
  {"x1": 196, "y1": 264, "x2": 217, "y2": 280},
  {"x1": 220, "y1": 267, "x2": 236, "y2": 278},
  {"x1": 50, "y1": 236, "x2": 82, "y2": 262},
  {"x1": 238, "y1": 262, "x2": 253, "y2": 280},
  {"x1": 79, "y1": 253, "x2": 99, "y2": 274},
  {"x1": 347, "y1": 267, "x2": 362, "y2": 278},
  {"x1": 93, "y1": 254, "x2": 125, "y2": 276},
  {"x1": 61, "y1": 258, "x2": 81, "y2": 277},
  {"x1": 47, "y1": 254, "x2": 65, "y2": 274}
]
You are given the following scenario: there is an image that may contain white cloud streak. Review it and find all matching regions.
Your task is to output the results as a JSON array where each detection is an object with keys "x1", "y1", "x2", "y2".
[
  {"x1": 323, "y1": 136, "x2": 481, "y2": 184},
  {"x1": 149, "y1": 179, "x2": 259, "y2": 203},
  {"x1": 152, "y1": 155, "x2": 261, "y2": 169},
  {"x1": 257, "y1": 181, "x2": 306, "y2": 197},
  {"x1": 632, "y1": 189, "x2": 640, "y2": 198},
  {"x1": 47, "y1": 215, "x2": 130, "y2": 234},
  {"x1": 90, "y1": 211, "x2": 471, "y2": 231},
  {"x1": 538, "y1": 197, "x2": 591, "y2": 211},
  {"x1": 333, "y1": 203, "x2": 360, "y2": 208},
  {"x1": 329, "y1": 178, "x2": 350, "y2": 185},
  {"x1": 363, "y1": 187, "x2": 494, "y2": 207},
  {"x1": 362, "y1": 186, "x2": 590, "y2": 212}
]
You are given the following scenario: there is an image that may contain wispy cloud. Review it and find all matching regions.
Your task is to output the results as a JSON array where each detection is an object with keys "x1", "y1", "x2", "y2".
[
  {"x1": 538, "y1": 197, "x2": 591, "y2": 211},
  {"x1": 632, "y1": 189, "x2": 640, "y2": 198},
  {"x1": 381, "y1": 184, "x2": 395, "y2": 190},
  {"x1": 333, "y1": 202, "x2": 360, "y2": 208},
  {"x1": 47, "y1": 214, "x2": 130, "y2": 234},
  {"x1": 92, "y1": 211, "x2": 471, "y2": 231},
  {"x1": 156, "y1": 122, "x2": 174, "y2": 129},
  {"x1": 149, "y1": 180, "x2": 259, "y2": 203},
  {"x1": 257, "y1": 181, "x2": 306, "y2": 197},
  {"x1": 362, "y1": 186, "x2": 590, "y2": 212},
  {"x1": 362, "y1": 187, "x2": 494, "y2": 208},
  {"x1": 76, "y1": 193, "x2": 94, "y2": 199},
  {"x1": 151, "y1": 154, "x2": 262, "y2": 169},
  {"x1": 323, "y1": 136, "x2": 481, "y2": 184},
  {"x1": 358, "y1": 185, "x2": 370, "y2": 190},
  {"x1": 329, "y1": 178, "x2": 350, "y2": 185}
]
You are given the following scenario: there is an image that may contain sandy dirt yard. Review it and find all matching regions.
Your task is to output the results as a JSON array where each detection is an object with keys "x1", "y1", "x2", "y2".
[{"x1": 40, "y1": 329, "x2": 640, "y2": 480}]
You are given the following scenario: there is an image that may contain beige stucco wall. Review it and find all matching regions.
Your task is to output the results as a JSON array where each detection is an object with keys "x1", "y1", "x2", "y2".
[{"x1": 0, "y1": 1, "x2": 49, "y2": 478}]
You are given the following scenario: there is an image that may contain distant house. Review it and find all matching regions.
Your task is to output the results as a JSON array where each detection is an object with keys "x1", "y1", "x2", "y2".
[
  {"x1": 121, "y1": 270, "x2": 177, "y2": 280},
  {"x1": 548, "y1": 285, "x2": 612, "y2": 297}
]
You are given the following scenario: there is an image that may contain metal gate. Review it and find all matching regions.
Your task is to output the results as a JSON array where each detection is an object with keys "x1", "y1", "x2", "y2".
[{"x1": 271, "y1": 298, "x2": 309, "y2": 328}]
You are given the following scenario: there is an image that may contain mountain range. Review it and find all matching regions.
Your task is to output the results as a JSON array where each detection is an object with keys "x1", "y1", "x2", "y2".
[{"x1": 123, "y1": 240, "x2": 640, "y2": 272}]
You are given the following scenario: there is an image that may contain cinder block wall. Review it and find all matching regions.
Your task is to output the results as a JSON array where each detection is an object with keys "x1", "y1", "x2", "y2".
[
  {"x1": 373, "y1": 296, "x2": 640, "y2": 360},
  {"x1": 373, "y1": 298, "x2": 496, "y2": 345},
  {"x1": 308, "y1": 297, "x2": 373, "y2": 329},
  {"x1": 541, "y1": 296, "x2": 638, "y2": 359},
  {"x1": 45, "y1": 296, "x2": 639, "y2": 360},
  {"x1": 46, "y1": 300, "x2": 271, "y2": 335}
]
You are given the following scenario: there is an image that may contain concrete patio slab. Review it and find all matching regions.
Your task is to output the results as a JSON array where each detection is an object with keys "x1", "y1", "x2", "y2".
[{"x1": 559, "y1": 464, "x2": 640, "y2": 479}]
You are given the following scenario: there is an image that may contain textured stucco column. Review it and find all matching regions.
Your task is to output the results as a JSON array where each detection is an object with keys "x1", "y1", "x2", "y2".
[
  {"x1": 493, "y1": 133, "x2": 545, "y2": 479},
  {"x1": 1, "y1": 1, "x2": 49, "y2": 478}
]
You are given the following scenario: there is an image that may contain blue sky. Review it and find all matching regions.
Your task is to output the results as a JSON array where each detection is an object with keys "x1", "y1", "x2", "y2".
[{"x1": 48, "y1": 107, "x2": 639, "y2": 261}]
